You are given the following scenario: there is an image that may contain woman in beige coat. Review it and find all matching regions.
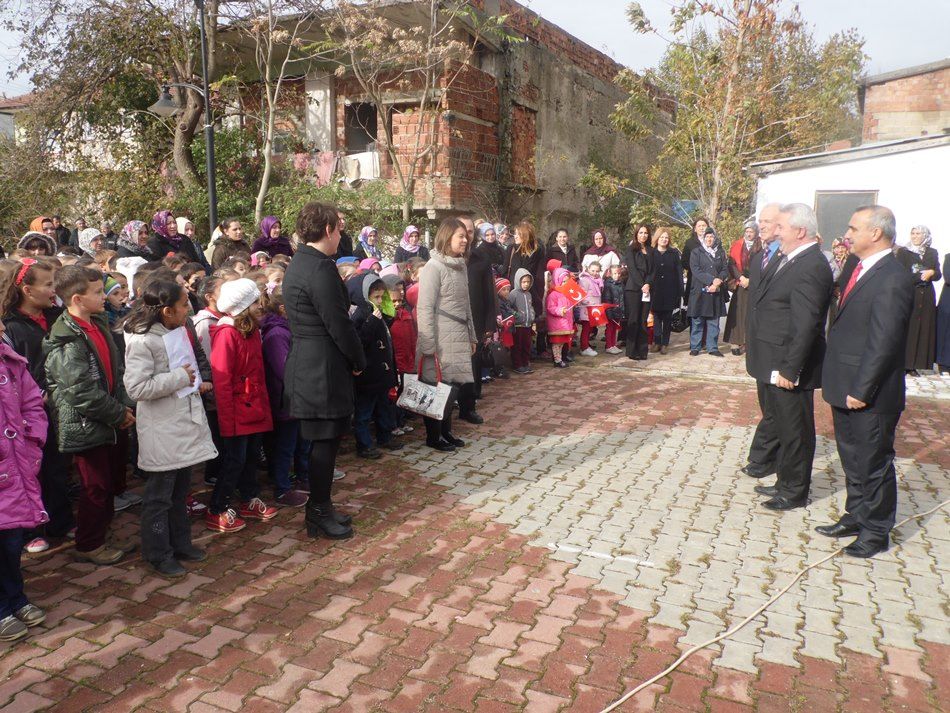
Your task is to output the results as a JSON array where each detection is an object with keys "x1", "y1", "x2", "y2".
[{"x1": 416, "y1": 218, "x2": 477, "y2": 452}]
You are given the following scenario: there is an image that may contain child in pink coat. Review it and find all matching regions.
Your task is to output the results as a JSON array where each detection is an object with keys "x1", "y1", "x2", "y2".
[
  {"x1": 578, "y1": 260, "x2": 604, "y2": 356},
  {"x1": 0, "y1": 327, "x2": 49, "y2": 642},
  {"x1": 545, "y1": 268, "x2": 574, "y2": 368}
]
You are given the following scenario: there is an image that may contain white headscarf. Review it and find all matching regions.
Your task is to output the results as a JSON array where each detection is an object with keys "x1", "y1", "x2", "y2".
[{"x1": 907, "y1": 225, "x2": 932, "y2": 257}]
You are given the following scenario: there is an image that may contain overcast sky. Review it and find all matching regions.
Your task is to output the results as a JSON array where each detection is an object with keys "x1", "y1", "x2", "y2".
[{"x1": 2, "y1": 0, "x2": 948, "y2": 97}]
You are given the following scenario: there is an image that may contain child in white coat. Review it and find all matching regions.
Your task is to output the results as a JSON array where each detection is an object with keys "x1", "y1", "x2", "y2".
[{"x1": 124, "y1": 279, "x2": 216, "y2": 578}]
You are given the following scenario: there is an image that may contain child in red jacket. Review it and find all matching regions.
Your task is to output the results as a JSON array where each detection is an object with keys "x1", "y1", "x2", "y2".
[
  {"x1": 207, "y1": 278, "x2": 277, "y2": 533},
  {"x1": 383, "y1": 275, "x2": 416, "y2": 436}
]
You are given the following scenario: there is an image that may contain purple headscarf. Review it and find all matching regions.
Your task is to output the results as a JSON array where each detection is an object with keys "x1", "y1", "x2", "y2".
[
  {"x1": 258, "y1": 216, "x2": 281, "y2": 246},
  {"x1": 151, "y1": 210, "x2": 181, "y2": 247},
  {"x1": 399, "y1": 225, "x2": 421, "y2": 254}
]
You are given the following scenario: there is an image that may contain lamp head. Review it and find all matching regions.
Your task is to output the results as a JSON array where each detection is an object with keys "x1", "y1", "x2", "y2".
[{"x1": 148, "y1": 87, "x2": 179, "y2": 118}]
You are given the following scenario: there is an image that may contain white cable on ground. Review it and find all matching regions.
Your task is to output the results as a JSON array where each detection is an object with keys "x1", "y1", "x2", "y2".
[{"x1": 600, "y1": 498, "x2": 950, "y2": 713}]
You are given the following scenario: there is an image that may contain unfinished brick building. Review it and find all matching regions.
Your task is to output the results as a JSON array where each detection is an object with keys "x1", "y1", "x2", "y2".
[
  {"x1": 232, "y1": 0, "x2": 670, "y2": 234},
  {"x1": 859, "y1": 58, "x2": 950, "y2": 142}
]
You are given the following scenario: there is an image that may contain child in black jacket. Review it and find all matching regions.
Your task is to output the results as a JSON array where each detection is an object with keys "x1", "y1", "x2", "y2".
[
  {"x1": 602, "y1": 265, "x2": 626, "y2": 354},
  {"x1": 348, "y1": 273, "x2": 402, "y2": 459}
]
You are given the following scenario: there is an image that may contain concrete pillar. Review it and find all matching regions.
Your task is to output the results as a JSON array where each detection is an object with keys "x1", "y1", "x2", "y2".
[{"x1": 305, "y1": 74, "x2": 334, "y2": 151}]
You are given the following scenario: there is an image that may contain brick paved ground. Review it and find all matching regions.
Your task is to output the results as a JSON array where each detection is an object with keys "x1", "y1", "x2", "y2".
[{"x1": 2, "y1": 334, "x2": 948, "y2": 712}]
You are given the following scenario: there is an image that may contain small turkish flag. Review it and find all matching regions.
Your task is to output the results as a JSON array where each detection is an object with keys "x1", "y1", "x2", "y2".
[
  {"x1": 555, "y1": 277, "x2": 587, "y2": 306},
  {"x1": 587, "y1": 304, "x2": 615, "y2": 327}
]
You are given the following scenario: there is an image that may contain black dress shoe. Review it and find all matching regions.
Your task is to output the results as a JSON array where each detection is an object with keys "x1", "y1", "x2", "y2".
[
  {"x1": 844, "y1": 538, "x2": 888, "y2": 558},
  {"x1": 379, "y1": 440, "x2": 404, "y2": 451},
  {"x1": 762, "y1": 496, "x2": 807, "y2": 511},
  {"x1": 443, "y1": 433, "x2": 465, "y2": 448},
  {"x1": 754, "y1": 485, "x2": 779, "y2": 497},
  {"x1": 689, "y1": 350, "x2": 699, "y2": 356},
  {"x1": 459, "y1": 410, "x2": 484, "y2": 425},
  {"x1": 426, "y1": 439, "x2": 456, "y2": 452},
  {"x1": 814, "y1": 519, "x2": 860, "y2": 538},
  {"x1": 740, "y1": 464, "x2": 775, "y2": 479},
  {"x1": 357, "y1": 447, "x2": 382, "y2": 460}
]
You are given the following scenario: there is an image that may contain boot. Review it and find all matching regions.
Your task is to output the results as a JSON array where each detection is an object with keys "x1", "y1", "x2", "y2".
[{"x1": 305, "y1": 501, "x2": 353, "y2": 540}]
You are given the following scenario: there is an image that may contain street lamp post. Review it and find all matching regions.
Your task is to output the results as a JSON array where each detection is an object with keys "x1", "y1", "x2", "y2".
[{"x1": 148, "y1": 0, "x2": 218, "y2": 232}]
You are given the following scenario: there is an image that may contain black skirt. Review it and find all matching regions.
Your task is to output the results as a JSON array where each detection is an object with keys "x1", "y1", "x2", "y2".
[{"x1": 300, "y1": 416, "x2": 350, "y2": 441}]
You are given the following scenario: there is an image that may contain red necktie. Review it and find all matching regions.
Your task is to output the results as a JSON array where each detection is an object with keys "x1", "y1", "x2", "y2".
[{"x1": 839, "y1": 262, "x2": 863, "y2": 304}]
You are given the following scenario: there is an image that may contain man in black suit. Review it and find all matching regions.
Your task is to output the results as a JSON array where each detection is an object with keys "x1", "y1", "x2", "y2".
[
  {"x1": 745, "y1": 203, "x2": 833, "y2": 510},
  {"x1": 742, "y1": 203, "x2": 783, "y2": 478},
  {"x1": 816, "y1": 205, "x2": 914, "y2": 558}
]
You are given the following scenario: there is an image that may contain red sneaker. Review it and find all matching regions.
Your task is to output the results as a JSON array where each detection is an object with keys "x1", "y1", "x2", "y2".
[
  {"x1": 186, "y1": 494, "x2": 208, "y2": 517},
  {"x1": 205, "y1": 508, "x2": 246, "y2": 533},
  {"x1": 238, "y1": 497, "x2": 278, "y2": 522}
]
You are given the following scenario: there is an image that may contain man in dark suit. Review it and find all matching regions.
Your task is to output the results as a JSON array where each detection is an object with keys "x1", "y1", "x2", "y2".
[
  {"x1": 742, "y1": 203, "x2": 783, "y2": 479},
  {"x1": 816, "y1": 205, "x2": 914, "y2": 558},
  {"x1": 745, "y1": 203, "x2": 833, "y2": 510}
]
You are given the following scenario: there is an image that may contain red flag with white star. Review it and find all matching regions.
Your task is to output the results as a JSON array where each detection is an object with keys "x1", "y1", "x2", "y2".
[
  {"x1": 587, "y1": 304, "x2": 616, "y2": 327},
  {"x1": 554, "y1": 277, "x2": 587, "y2": 306}
]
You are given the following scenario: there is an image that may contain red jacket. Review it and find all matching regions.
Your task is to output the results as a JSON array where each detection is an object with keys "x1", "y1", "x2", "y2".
[
  {"x1": 389, "y1": 307, "x2": 417, "y2": 374},
  {"x1": 210, "y1": 319, "x2": 273, "y2": 437}
]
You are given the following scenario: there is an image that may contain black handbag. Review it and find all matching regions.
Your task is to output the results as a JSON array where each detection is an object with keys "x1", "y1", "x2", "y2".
[{"x1": 670, "y1": 307, "x2": 689, "y2": 333}]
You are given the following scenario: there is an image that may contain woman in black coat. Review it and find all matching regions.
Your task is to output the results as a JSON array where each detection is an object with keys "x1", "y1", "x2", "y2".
[
  {"x1": 547, "y1": 228, "x2": 580, "y2": 272},
  {"x1": 650, "y1": 228, "x2": 683, "y2": 354},
  {"x1": 896, "y1": 226, "x2": 942, "y2": 373},
  {"x1": 282, "y1": 202, "x2": 367, "y2": 540},
  {"x1": 623, "y1": 223, "x2": 655, "y2": 360},
  {"x1": 147, "y1": 210, "x2": 203, "y2": 263},
  {"x1": 506, "y1": 223, "x2": 546, "y2": 350},
  {"x1": 681, "y1": 216, "x2": 710, "y2": 307},
  {"x1": 936, "y1": 252, "x2": 950, "y2": 373},
  {"x1": 687, "y1": 229, "x2": 729, "y2": 356}
]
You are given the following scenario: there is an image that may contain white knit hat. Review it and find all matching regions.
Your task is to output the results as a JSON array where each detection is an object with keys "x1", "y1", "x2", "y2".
[{"x1": 217, "y1": 278, "x2": 260, "y2": 316}]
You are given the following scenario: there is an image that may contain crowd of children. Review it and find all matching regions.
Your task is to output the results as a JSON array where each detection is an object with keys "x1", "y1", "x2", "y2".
[{"x1": 0, "y1": 211, "x2": 639, "y2": 643}]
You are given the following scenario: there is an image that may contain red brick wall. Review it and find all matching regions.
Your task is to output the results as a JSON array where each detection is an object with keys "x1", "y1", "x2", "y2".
[
  {"x1": 510, "y1": 105, "x2": 536, "y2": 187},
  {"x1": 862, "y1": 66, "x2": 950, "y2": 141}
]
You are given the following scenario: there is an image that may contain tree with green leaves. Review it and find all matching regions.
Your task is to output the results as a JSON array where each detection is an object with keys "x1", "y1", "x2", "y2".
[{"x1": 612, "y1": 0, "x2": 865, "y2": 226}]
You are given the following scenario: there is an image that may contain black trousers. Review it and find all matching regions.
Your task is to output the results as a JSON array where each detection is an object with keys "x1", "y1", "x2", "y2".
[
  {"x1": 653, "y1": 310, "x2": 674, "y2": 346},
  {"x1": 832, "y1": 407, "x2": 900, "y2": 539},
  {"x1": 624, "y1": 292, "x2": 650, "y2": 358},
  {"x1": 308, "y1": 438, "x2": 342, "y2": 504},
  {"x1": 141, "y1": 467, "x2": 194, "y2": 564},
  {"x1": 748, "y1": 381, "x2": 781, "y2": 469},
  {"x1": 763, "y1": 384, "x2": 816, "y2": 502},
  {"x1": 423, "y1": 386, "x2": 460, "y2": 444},
  {"x1": 37, "y1": 422, "x2": 75, "y2": 538}
]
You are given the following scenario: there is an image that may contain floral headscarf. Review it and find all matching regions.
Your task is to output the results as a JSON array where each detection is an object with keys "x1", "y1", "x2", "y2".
[
  {"x1": 78, "y1": 228, "x2": 104, "y2": 257},
  {"x1": 151, "y1": 209, "x2": 181, "y2": 246},
  {"x1": 258, "y1": 216, "x2": 282, "y2": 246},
  {"x1": 358, "y1": 226, "x2": 381, "y2": 259},
  {"x1": 399, "y1": 225, "x2": 421, "y2": 254},
  {"x1": 118, "y1": 220, "x2": 151, "y2": 257},
  {"x1": 908, "y1": 225, "x2": 932, "y2": 257}
]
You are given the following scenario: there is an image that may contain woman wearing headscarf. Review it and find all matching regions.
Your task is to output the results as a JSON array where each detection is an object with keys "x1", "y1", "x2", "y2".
[
  {"x1": 682, "y1": 216, "x2": 710, "y2": 307},
  {"x1": 723, "y1": 219, "x2": 761, "y2": 356},
  {"x1": 77, "y1": 228, "x2": 105, "y2": 257},
  {"x1": 393, "y1": 225, "x2": 431, "y2": 263},
  {"x1": 896, "y1": 225, "x2": 942, "y2": 374},
  {"x1": 353, "y1": 226, "x2": 382, "y2": 261},
  {"x1": 581, "y1": 228, "x2": 620, "y2": 273},
  {"x1": 147, "y1": 209, "x2": 203, "y2": 263},
  {"x1": 687, "y1": 227, "x2": 728, "y2": 357},
  {"x1": 467, "y1": 224, "x2": 503, "y2": 407},
  {"x1": 251, "y1": 216, "x2": 294, "y2": 258},
  {"x1": 494, "y1": 223, "x2": 511, "y2": 249},
  {"x1": 176, "y1": 216, "x2": 212, "y2": 271},
  {"x1": 825, "y1": 237, "x2": 854, "y2": 326},
  {"x1": 117, "y1": 220, "x2": 159, "y2": 261}
]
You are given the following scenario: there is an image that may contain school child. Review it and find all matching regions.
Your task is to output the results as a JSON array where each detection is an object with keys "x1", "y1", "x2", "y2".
[
  {"x1": 192, "y1": 274, "x2": 231, "y2": 486},
  {"x1": 0, "y1": 319, "x2": 49, "y2": 641},
  {"x1": 103, "y1": 274, "x2": 131, "y2": 328},
  {"x1": 493, "y1": 277, "x2": 514, "y2": 378},
  {"x1": 507, "y1": 268, "x2": 536, "y2": 374},
  {"x1": 180, "y1": 262, "x2": 207, "y2": 314},
  {"x1": 578, "y1": 260, "x2": 603, "y2": 356},
  {"x1": 206, "y1": 278, "x2": 277, "y2": 532},
  {"x1": 44, "y1": 266, "x2": 136, "y2": 565},
  {"x1": 260, "y1": 286, "x2": 309, "y2": 507},
  {"x1": 545, "y1": 267, "x2": 575, "y2": 368},
  {"x1": 348, "y1": 273, "x2": 401, "y2": 459},
  {"x1": 123, "y1": 279, "x2": 216, "y2": 577},
  {"x1": 382, "y1": 274, "x2": 416, "y2": 436},
  {"x1": 602, "y1": 265, "x2": 626, "y2": 355},
  {"x1": 0, "y1": 259, "x2": 74, "y2": 552}
]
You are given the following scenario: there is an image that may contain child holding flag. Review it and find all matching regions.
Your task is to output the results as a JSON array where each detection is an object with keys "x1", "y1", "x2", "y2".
[
  {"x1": 578, "y1": 261, "x2": 603, "y2": 356},
  {"x1": 546, "y1": 267, "x2": 576, "y2": 368}
]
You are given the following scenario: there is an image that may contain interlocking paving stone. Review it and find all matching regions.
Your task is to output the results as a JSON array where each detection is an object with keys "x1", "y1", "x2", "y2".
[{"x1": 4, "y1": 348, "x2": 948, "y2": 711}]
